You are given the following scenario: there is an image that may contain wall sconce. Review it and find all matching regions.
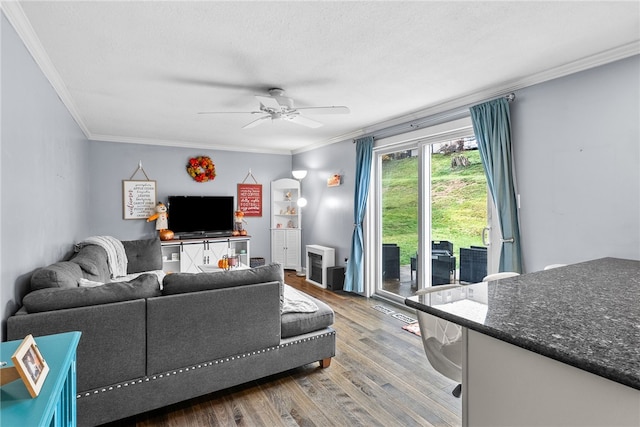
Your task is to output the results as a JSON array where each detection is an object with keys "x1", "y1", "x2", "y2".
[
  {"x1": 292, "y1": 170, "x2": 308, "y2": 207},
  {"x1": 292, "y1": 170, "x2": 307, "y2": 180}
]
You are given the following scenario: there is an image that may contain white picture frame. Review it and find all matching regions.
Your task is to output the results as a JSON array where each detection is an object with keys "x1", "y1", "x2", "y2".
[{"x1": 123, "y1": 180, "x2": 157, "y2": 219}]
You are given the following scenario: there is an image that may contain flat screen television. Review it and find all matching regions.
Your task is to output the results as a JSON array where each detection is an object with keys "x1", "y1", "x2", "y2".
[{"x1": 167, "y1": 196, "x2": 234, "y2": 239}]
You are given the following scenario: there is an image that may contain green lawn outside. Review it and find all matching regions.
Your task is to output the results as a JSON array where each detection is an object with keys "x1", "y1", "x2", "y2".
[{"x1": 382, "y1": 150, "x2": 487, "y2": 265}]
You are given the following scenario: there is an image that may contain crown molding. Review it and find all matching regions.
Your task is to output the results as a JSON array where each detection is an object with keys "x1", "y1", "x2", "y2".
[
  {"x1": 293, "y1": 41, "x2": 640, "y2": 154},
  {"x1": 1, "y1": 1, "x2": 91, "y2": 138},
  {"x1": 4, "y1": 2, "x2": 638, "y2": 155},
  {"x1": 89, "y1": 134, "x2": 293, "y2": 156}
]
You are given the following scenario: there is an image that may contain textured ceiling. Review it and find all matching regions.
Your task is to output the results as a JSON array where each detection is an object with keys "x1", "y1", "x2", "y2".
[{"x1": 5, "y1": 1, "x2": 640, "y2": 154}]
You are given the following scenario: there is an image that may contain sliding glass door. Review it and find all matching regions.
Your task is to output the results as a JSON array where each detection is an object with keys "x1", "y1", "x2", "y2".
[
  {"x1": 371, "y1": 120, "x2": 492, "y2": 303},
  {"x1": 378, "y1": 146, "x2": 419, "y2": 299}
]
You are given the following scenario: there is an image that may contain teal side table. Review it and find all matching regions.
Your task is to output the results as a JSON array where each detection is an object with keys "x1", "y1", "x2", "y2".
[{"x1": 1, "y1": 331, "x2": 81, "y2": 427}]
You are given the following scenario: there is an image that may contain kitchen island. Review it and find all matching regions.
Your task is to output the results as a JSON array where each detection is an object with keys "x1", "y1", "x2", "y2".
[{"x1": 406, "y1": 257, "x2": 640, "y2": 427}]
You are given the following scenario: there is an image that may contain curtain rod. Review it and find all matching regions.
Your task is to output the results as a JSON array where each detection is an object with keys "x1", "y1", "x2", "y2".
[{"x1": 353, "y1": 93, "x2": 516, "y2": 142}]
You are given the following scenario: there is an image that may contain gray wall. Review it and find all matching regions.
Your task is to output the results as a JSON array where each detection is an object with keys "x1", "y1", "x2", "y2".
[
  {"x1": 1, "y1": 13, "x2": 91, "y2": 339},
  {"x1": 2, "y1": 5, "x2": 638, "y2": 340},
  {"x1": 86, "y1": 140, "x2": 291, "y2": 262},
  {"x1": 292, "y1": 55, "x2": 640, "y2": 276},
  {"x1": 512, "y1": 55, "x2": 640, "y2": 271},
  {"x1": 293, "y1": 139, "x2": 355, "y2": 270}
]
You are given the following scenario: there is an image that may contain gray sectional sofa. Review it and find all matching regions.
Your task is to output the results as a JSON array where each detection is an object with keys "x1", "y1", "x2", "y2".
[{"x1": 7, "y1": 238, "x2": 336, "y2": 426}]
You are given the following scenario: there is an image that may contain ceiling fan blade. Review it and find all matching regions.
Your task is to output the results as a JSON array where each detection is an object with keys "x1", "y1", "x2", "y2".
[
  {"x1": 287, "y1": 115, "x2": 323, "y2": 128},
  {"x1": 242, "y1": 115, "x2": 271, "y2": 129},
  {"x1": 255, "y1": 95, "x2": 282, "y2": 110},
  {"x1": 295, "y1": 106, "x2": 350, "y2": 115},
  {"x1": 198, "y1": 111, "x2": 263, "y2": 115}
]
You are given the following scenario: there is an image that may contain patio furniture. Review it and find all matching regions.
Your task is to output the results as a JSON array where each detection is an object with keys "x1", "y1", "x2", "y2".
[
  {"x1": 459, "y1": 246, "x2": 487, "y2": 283},
  {"x1": 410, "y1": 240, "x2": 457, "y2": 283},
  {"x1": 382, "y1": 243, "x2": 400, "y2": 280}
]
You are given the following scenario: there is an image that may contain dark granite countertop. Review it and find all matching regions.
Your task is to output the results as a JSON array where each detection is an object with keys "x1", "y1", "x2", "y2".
[{"x1": 405, "y1": 258, "x2": 640, "y2": 390}]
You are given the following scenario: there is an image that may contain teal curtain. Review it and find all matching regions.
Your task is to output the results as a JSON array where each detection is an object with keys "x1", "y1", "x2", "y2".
[
  {"x1": 470, "y1": 98, "x2": 523, "y2": 273},
  {"x1": 344, "y1": 136, "x2": 374, "y2": 292}
]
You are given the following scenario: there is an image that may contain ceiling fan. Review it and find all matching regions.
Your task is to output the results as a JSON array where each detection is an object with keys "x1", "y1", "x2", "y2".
[{"x1": 198, "y1": 88, "x2": 350, "y2": 129}]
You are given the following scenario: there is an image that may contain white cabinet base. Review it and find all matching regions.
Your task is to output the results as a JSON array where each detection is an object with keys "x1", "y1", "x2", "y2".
[
  {"x1": 161, "y1": 237, "x2": 250, "y2": 273},
  {"x1": 271, "y1": 229, "x2": 301, "y2": 270},
  {"x1": 463, "y1": 329, "x2": 640, "y2": 427}
]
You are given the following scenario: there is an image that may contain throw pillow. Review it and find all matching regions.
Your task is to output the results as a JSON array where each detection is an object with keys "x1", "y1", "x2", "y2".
[
  {"x1": 23, "y1": 274, "x2": 161, "y2": 313},
  {"x1": 31, "y1": 261, "x2": 83, "y2": 290},
  {"x1": 122, "y1": 237, "x2": 163, "y2": 273},
  {"x1": 70, "y1": 245, "x2": 108, "y2": 276}
]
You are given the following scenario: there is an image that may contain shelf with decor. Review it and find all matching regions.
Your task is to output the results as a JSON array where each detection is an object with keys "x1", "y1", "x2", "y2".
[
  {"x1": 271, "y1": 178, "x2": 302, "y2": 270},
  {"x1": 160, "y1": 237, "x2": 250, "y2": 273}
]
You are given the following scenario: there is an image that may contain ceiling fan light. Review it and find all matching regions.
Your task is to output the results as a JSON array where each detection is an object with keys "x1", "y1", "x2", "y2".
[{"x1": 292, "y1": 170, "x2": 307, "y2": 180}]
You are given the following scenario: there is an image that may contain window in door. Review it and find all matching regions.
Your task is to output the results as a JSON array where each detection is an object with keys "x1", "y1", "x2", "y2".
[{"x1": 371, "y1": 120, "x2": 492, "y2": 302}]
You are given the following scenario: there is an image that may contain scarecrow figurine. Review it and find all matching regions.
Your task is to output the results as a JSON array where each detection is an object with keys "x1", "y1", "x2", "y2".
[
  {"x1": 147, "y1": 202, "x2": 169, "y2": 230},
  {"x1": 232, "y1": 208, "x2": 248, "y2": 236},
  {"x1": 147, "y1": 202, "x2": 174, "y2": 240}
]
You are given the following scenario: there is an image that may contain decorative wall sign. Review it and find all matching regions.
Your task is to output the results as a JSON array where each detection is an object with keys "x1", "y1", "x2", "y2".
[
  {"x1": 123, "y1": 161, "x2": 157, "y2": 219},
  {"x1": 327, "y1": 174, "x2": 342, "y2": 187},
  {"x1": 0, "y1": 334, "x2": 50, "y2": 398},
  {"x1": 238, "y1": 170, "x2": 262, "y2": 217},
  {"x1": 123, "y1": 180, "x2": 157, "y2": 219},
  {"x1": 238, "y1": 184, "x2": 262, "y2": 217}
]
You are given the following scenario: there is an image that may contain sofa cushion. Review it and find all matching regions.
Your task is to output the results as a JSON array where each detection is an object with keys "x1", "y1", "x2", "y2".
[
  {"x1": 70, "y1": 245, "x2": 111, "y2": 281},
  {"x1": 23, "y1": 274, "x2": 161, "y2": 313},
  {"x1": 122, "y1": 237, "x2": 162, "y2": 273},
  {"x1": 281, "y1": 288, "x2": 334, "y2": 338},
  {"x1": 162, "y1": 262, "x2": 284, "y2": 297},
  {"x1": 31, "y1": 261, "x2": 83, "y2": 290}
]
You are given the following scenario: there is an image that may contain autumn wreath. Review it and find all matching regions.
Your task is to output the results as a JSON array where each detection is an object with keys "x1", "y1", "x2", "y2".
[{"x1": 186, "y1": 156, "x2": 216, "y2": 182}]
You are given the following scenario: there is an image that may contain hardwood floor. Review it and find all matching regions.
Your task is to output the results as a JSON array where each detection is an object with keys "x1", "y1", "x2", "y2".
[{"x1": 103, "y1": 272, "x2": 461, "y2": 427}]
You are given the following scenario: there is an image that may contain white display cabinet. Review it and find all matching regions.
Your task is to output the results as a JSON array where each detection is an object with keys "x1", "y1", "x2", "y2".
[
  {"x1": 161, "y1": 237, "x2": 250, "y2": 273},
  {"x1": 271, "y1": 228, "x2": 301, "y2": 270},
  {"x1": 271, "y1": 178, "x2": 302, "y2": 270}
]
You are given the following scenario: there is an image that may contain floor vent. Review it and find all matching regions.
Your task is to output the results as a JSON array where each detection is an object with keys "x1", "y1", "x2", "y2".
[
  {"x1": 372, "y1": 305, "x2": 395, "y2": 315},
  {"x1": 391, "y1": 313, "x2": 417, "y2": 324},
  {"x1": 372, "y1": 305, "x2": 416, "y2": 323}
]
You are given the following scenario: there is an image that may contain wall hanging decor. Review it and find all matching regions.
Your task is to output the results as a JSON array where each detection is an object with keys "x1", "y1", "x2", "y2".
[
  {"x1": 187, "y1": 155, "x2": 216, "y2": 182},
  {"x1": 237, "y1": 169, "x2": 262, "y2": 217},
  {"x1": 327, "y1": 174, "x2": 342, "y2": 187},
  {"x1": 123, "y1": 161, "x2": 157, "y2": 219}
]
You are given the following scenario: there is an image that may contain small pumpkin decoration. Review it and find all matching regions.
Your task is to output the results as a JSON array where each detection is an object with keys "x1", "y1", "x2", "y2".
[
  {"x1": 217, "y1": 256, "x2": 229, "y2": 270},
  {"x1": 159, "y1": 229, "x2": 174, "y2": 241}
]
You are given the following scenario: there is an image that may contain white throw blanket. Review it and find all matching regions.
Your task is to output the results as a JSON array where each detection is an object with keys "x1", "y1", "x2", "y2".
[
  {"x1": 282, "y1": 285, "x2": 318, "y2": 314},
  {"x1": 79, "y1": 236, "x2": 128, "y2": 278}
]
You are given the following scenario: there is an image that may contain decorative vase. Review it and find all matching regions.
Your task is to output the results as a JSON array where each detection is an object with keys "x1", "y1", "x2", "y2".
[{"x1": 159, "y1": 229, "x2": 174, "y2": 241}]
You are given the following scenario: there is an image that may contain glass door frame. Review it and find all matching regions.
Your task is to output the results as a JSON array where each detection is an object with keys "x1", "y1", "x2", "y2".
[{"x1": 364, "y1": 117, "x2": 478, "y2": 301}]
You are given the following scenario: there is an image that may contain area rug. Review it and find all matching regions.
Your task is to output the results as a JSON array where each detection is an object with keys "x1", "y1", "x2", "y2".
[{"x1": 402, "y1": 321, "x2": 421, "y2": 336}]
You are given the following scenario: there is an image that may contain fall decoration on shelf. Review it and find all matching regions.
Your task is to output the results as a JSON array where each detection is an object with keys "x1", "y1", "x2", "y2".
[
  {"x1": 186, "y1": 156, "x2": 216, "y2": 182},
  {"x1": 218, "y1": 256, "x2": 229, "y2": 270},
  {"x1": 232, "y1": 209, "x2": 248, "y2": 236}
]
